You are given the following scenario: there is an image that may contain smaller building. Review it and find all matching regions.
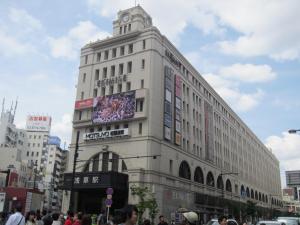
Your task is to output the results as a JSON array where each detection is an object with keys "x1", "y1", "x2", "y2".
[
  {"x1": 282, "y1": 187, "x2": 300, "y2": 214},
  {"x1": 286, "y1": 170, "x2": 300, "y2": 201}
]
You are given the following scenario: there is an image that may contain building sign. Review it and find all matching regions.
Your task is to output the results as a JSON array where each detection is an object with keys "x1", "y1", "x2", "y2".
[
  {"x1": 164, "y1": 66, "x2": 173, "y2": 141},
  {"x1": 83, "y1": 128, "x2": 129, "y2": 141},
  {"x1": 75, "y1": 98, "x2": 93, "y2": 109},
  {"x1": 61, "y1": 171, "x2": 128, "y2": 190},
  {"x1": 204, "y1": 101, "x2": 214, "y2": 162},
  {"x1": 92, "y1": 91, "x2": 135, "y2": 124},
  {"x1": 96, "y1": 74, "x2": 127, "y2": 88},
  {"x1": 165, "y1": 50, "x2": 181, "y2": 69},
  {"x1": 26, "y1": 115, "x2": 51, "y2": 132}
]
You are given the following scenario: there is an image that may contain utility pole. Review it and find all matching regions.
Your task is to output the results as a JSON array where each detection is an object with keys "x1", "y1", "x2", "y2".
[{"x1": 69, "y1": 130, "x2": 80, "y2": 211}]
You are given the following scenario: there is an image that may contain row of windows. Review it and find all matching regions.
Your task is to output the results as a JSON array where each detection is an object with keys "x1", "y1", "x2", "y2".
[
  {"x1": 26, "y1": 151, "x2": 39, "y2": 157},
  {"x1": 119, "y1": 24, "x2": 132, "y2": 34},
  {"x1": 28, "y1": 143, "x2": 41, "y2": 147},
  {"x1": 28, "y1": 135, "x2": 42, "y2": 139}
]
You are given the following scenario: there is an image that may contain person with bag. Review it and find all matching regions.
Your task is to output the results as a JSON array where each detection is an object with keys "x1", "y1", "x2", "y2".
[{"x1": 5, "y1": 203, "x2": 25, "y2": 225}]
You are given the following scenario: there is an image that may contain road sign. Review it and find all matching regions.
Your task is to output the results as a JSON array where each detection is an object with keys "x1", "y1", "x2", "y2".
[
  {"x1": 105, "y1": 199, "x2": 112, "y2": 207},
  {"x1": 106, "y1": 187, "x2": 114, "y2": 195}
]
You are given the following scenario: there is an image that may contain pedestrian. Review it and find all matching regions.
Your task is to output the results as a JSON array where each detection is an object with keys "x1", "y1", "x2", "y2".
[
  {"x1": 64, "y1": 211, "x2": 74, "y2": 225},
  {"x1": 26, "y1": 211, "x2": 36, "y2": 225},
  {"x1": 82, "y1": 215, "x2": 92, "y2": 225},
  {"x1": 36, "y1": 210, "x2": 43, "y2": 225},
  {"x1": 182, "y1": 212, "x2": 198, "y2": 225},
  {"x1": 42, "y1": 211, "x2": 53, "y2": 225},
  {"x1": 5, "y1": 203, "x2": 25, "y2": 225},
  {"x1": 122, "y1": 205, "x2": 138, "y2": 225},
  {"x1": 72, "y1": 212, "x2": 82, "y2": 225},
  {"x1": 52, "y1": 213, "x2": 62, "y2": 225},
  {"x1": 59, "y1": 213, "x2": 65, "y2": 225},
  {"x1": 97, "y1": 210, "x2": 105, "y2": 225},
  {"x1": 218, "y1": 216, "x2": 228, "y2": 225},
  {"x1": 144, "y1": 219, "x2": 151, "y2": 225},
  {"x1": 158, "y1": 215, "x2": 168, "y2": 225}
]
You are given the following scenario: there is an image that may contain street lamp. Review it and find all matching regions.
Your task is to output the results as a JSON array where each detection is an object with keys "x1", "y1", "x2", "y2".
[{"x1": 288, "y1": 129, "x2": 300, "y2": 134}]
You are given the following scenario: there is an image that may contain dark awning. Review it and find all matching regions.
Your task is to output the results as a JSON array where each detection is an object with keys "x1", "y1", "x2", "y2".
[{"x1": 60, "y1": 171, "x2": 128, "y2": 190}]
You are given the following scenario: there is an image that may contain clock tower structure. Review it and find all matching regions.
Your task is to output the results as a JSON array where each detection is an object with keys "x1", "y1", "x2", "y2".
[{"x1": 113, "y1": 5, "x2": 152, "y2": 36}]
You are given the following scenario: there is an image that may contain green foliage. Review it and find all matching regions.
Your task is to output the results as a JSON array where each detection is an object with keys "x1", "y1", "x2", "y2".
[
  {"x1": 130, "y1": 185, "x2": 159, "y2": 225},
  {"x1": 246, "y1": 200, "x2": 257, "y2": 216}
]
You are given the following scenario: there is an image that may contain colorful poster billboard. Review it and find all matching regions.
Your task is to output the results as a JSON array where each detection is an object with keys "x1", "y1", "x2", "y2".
[
  {"x1": 26, "y1": 116, "x2": 51, "y2": 132},
  {"x1": 164, "y1": 66, "x2": 173, "y2": 141},
  {"x1": 92, "y1": 91, "x2": 135, "y2": 124},
  {"x1": 75, "y1": 98, "x2": 93, "y2": 109}
]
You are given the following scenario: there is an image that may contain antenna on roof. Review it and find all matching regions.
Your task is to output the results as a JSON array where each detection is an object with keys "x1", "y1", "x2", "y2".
[{"x1": 12, "y1": 97, "x2": 18, "y2": 123}]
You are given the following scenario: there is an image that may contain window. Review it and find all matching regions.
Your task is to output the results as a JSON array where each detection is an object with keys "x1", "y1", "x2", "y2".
[
  {"x1": 80, "y1": 92, "x2": 84, "y2": 100},
  {"x1": 136, "y1": 99, "x2": 144, "y2": 112},
  {"x1": 79, "y1": 111, "x2": 82, "y2": 120},
  {"x1": 143, "y1": 40, "x2": 146, "y2": 49},
  {"x1": 34, "y1": 135, "x2": 36, "y2": 139},
  {"x1": 124, "y1": 123, "x2": 129, "y2": 128},
  {"x1": 101, "y1": 87, "x2": 105, "y2": 96},
  {"x1": 93, "y1": 88, "x2": 98, "y2": 97},
  {"x1": 31, "y1": 152, "x2": 34, "y2": 156},
  {"x1": 109, "y1": 85, "x2": 113, "y2": 94},
  {"x1": 119, "y1": 63, "x2": 124, "y2": 75},
  {"x1": 128, "y1": 44, "x2": 133, "y2": 54},
  {"x1": 169, "y1": 160, "x2": 173, "y2": 174},
  {"x1": 96, "y1": 52, "x2": 101, "y2": 62},
  {"x1": 37, "y1": 143, "x2": 40, "y2": 147},
  {"x1": 141, "y1": 59, "x2": 145, "y2": 69},
  {"x1": 83, "y1": 73, "x2": 86, "y2": 83},
  {"x1": 85, "y1": 55, "x2": 88, "y2": 64},
  {"x1": 104, "y1": 50, "x2": 109, "y2": 60},
  {"x1": 128, "y1": 24, "x2": 131, "y2": 31},
  {"x1": 124, "y1": 25, "x2": 127, "y2": 33},
  {"x1": 112, "y1": 48, "x2": 117, "y2": 58},
  {"x1": 95, "y1": 69, "x2": 99, "y2": 80},
  {"x1": 139, "y1": 123, "x2": 142, "y2": 134},
  {"x1": 120, "y1": 46, "x2": 125, "y2": 56},
  {"x1": 115, "y1": 124, "x2": 120, "y2": 129},
  {"x1": 27, "y1": 151, "x2": 29, "y2": 156},
  {"x1": 29, "y1": 135, "x2": 32, "y2": 139},
  {"x1": 38, "y1": 135, "x2": 41, "y2": 139},
  {"x1": 106, "y1": 126, "x2": 111, "y2": 130},
  {"x1": 102, "y1": 152, "x2": 109, "y2": 172},
  {"x1": 28, "y1": 143, "x2": 30, "y2": 147},
  {"x1": 103, "y1": 67, "x2": 107, "y2": 78},
  {"x1": 118, "y1": 84, "x2": 122, "y2": 93},
  {"x1": 111, "y1": 65, "x2": 115, "y2": 77},
  {"x1": 141, "y1": 79, "x2": 144, "y2": 88},
  {"x1": 36, "y1": 152, "x2": 39, "y2": 156},
  {"x1": 127, "y1": 61, "x2": 132, "y2": 73},
  {"x1": 119, "y1": 27, "x2": 122, "y2": 35},
  {"x1": 126, "y1": 82, "x2": 131, "y2": 91}
]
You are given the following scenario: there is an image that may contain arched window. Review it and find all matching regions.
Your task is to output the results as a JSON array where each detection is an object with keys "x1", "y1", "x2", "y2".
[
  {"x1": 266, "y1": 195, "x2": 268, "y2": 203},
  {"x1": 255, "y1": 191, "x2": 258, "y2": 200},
  {"x1": 246, "y1": 187, "x2": 250, "y2": 198},
  {"x1": 251, "y1": 189, "x2": 254, "y2": 199},
  {"x1": 240, "y1": 185, "x2": 245, "y2": 196},
  {"x1": 217, "y1": 175, "x2": 224, "y2": 190},
  {"x1": 262, "y1": 194, "x2": 265, "y2": 202},
  {"x1": 206, "y1": 171, "x2": 215, "y2": 187},
  {"x1": 259, "y1": 193, "x2": 262, "y2": 201},
  {"x1": 179, "y1": 161, "x2": 191, "y2": 180},
  {"x1": 226, "y1": 179, "x2": 232, "y2": 192},
  {"x1": 194, "y1": 167, "x2": 204, "y2": 183}
]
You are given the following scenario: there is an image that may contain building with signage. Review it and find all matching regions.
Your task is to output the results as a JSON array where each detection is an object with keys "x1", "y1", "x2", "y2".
[
  {"x1": 286, "y1": 170, "x2": 300, "y2": 202},
  {"x1": 282, "y1": 188, "x2": 300, "y2": 214},
  {"x1": 62, "y1": 6, "x2": 282, "y2": 220},
  {"x1": 44, "y1": 136, "x2": 68, "y2": 211}
]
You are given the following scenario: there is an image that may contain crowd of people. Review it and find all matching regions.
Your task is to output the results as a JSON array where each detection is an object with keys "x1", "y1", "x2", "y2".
[{"x1": 0, "y1": 203, "x2": 201, "y2": 225}]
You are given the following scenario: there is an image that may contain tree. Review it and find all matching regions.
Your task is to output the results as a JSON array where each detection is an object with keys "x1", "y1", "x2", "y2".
[{"x1": 130, "y1": 185, "x2": 159, "y2": 225}]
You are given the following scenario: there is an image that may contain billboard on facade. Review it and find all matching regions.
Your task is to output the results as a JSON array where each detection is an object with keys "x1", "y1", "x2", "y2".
[
  {"x1": 26, "y1": 116, "x2": 51, "y2": 132},
  {"x1": 92, "y1": 91, "x2": 135, "y2": 124},
  {"x1": 175, "y1": 133, "x2": 181, "y2": 145},
  {"x1": 164, "y1": 126, "x2": 171, "y2": 140},
  {"x1": 75, "y1": 98, "x2": 93, "y2": 109}
]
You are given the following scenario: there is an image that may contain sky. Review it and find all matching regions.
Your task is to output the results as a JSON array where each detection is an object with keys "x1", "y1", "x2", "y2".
[{"x1": 0, "y1": 0, "x2": 300, "y2": 187}]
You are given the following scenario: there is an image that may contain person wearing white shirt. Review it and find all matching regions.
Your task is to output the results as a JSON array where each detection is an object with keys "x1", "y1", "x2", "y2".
[{"x1": 5, "y1": 204, "x2": 25, "y2": 225}]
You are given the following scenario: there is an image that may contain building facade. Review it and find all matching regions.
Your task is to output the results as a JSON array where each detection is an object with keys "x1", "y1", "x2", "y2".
[
  {"x1": 62, "y1": 6, "x2": 282, "y2": 220},
  {"x1": 286, "y1": 170, "x2": 300, "y2": 202}
]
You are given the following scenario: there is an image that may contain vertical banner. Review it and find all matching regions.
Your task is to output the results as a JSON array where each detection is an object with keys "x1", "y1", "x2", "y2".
[
  {"x1": 174, "y1": 75, "x2": 182, "y2": 145},
  {"x1": 164, "y1": 66, "x2": 173, "y2": 141},
  {"x1": 204, "y1": 101, "x2": 214, "y2": 162}
]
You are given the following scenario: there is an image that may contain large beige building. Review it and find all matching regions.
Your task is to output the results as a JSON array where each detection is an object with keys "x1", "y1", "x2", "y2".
[{"x1": 62, "y1": 6, "x2": 282, "y2": 221}]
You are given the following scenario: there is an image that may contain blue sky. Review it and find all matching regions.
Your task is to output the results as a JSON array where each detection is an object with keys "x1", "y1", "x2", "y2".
[{"x1": 0, "y1": 0, "x2": 300, "y2": 186}]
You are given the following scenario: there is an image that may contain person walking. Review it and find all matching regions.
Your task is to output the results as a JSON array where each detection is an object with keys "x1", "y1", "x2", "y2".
[
  {"x1": 158, "y1": 215, "x2": 168, "y2": 225},
  {"x1": 25, "y1": 211, "x2": 36, "y2": 225},
  {"x1": 64, "y1": 211, "x2": 74, "y2": 225},
  {"x1": 72, "y1": 212, "x2": 82, "y2": 225},
  {"x1": 182, "y1": 212, "x2": 198, "y2": 225},
  {"x1": 5, "y1": 203, "x2": 25, "y2": 225},
  {"x1": 122, "y1": 205, "x2": 138, "y2": 225},
  {"x1": 218, "y1": 216, "x2": 228, "y2": 225},
  {"x1": 52, "y1": 213, "x2": 61, "y2": 225}
]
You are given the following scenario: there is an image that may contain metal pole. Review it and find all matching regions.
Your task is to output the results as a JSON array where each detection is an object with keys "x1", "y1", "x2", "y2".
[
  {"x1": 107, "y1": 206, "x2": 110, "y2": 223},
  {"x1": 70, "y1": 130, "x2": 80, "y2": 211}
]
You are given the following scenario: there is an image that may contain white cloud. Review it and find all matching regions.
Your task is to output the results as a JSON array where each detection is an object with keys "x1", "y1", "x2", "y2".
[
  {"x1": 8, "y1": 8, "x2": 42, "y2": 32},
  {"x1": 87, "y1": 0, "x2": 300, "y2": 60},
  {"x1": 51, "y1": 113, "x2": 73, "y2": 146},
  {"x1": 219, "y1": 63, "x2": 276, "y2": 83},
  {"x1": 265, "y1": 132, "x2": 300, "y2": 186},
  {"x1": 28, "y1": 73, "x2": 48, "y2": 81},
  {"x1": 48, "y1": 21, "x2": 110, "y2": 59},
  {"x1": 204, "y1": 73, "x2": 264, "y2": 112}
]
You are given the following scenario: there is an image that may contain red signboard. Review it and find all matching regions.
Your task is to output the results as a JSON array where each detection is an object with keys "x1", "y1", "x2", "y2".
[{"x1": 75, "y1": 98, "x2": 93, "y2": 109}]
